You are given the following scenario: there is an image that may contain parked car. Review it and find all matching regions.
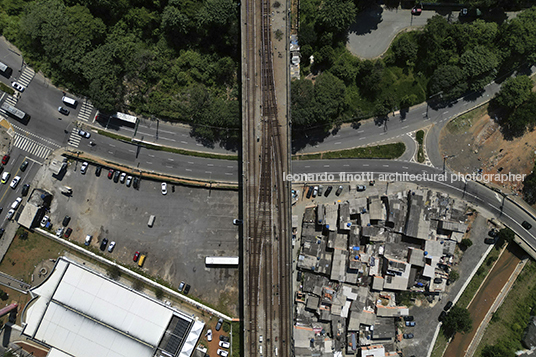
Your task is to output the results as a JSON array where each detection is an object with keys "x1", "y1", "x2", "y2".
[
  {"x1": 403, "y1": 316, "x2": 414, "y2": 321},
  {"x1": 11, "y1": 81, "x2": 25, "y2": 92},
  {"x1": 403, "y1": 333, "x2": 414, "y2": 339},
  {"x1": 84, "y1": 235, "x2": 92, "y2": 246},
  {"x1": 1, "y1": 155, "x2": 9, "y2": 165},
  {"x1": 11, "y1": 197, "x2": 22, "y2": 210},
  {"x1": 56, "y1": 227, "x2": 64, "y2": 237},
  {"x1": 219, "y1": 341, "x2": 230, "y2": 349},
  {"x1": 161, "y1": 182, "x2": 167, "y2": 195},
  {"x1": 64, "y1": 228, "x2": 73, "y2": 238},
  {"x1": 133, "y1": 251, "x2": 140, "y2": 262},
  {"x1": 40, "y1": 215, "x2": 49, "y2": 228},
  {"x1": 439, "y1": 311, "x2": 447, "y2": 321},
  {"x1": 62, "y1": 215, "x2": 71, "y2": 227},
  {"x1": 113, "y1": 170, "x2": 120, "y2": 183},
  {"x1": 108, "y1": 241, "x2": 116, "y2": 252},
  {"x1": 356, "y1": 185, "x2": 366, "y2": 191},
  {"x1": 6, "y1": 209, "x2": 14, "y2": 220},
  {"x1": 522, "y1": 221, "x2": 533, "y2": 230},
  {"x1": 184, "y1": 284, "x2": 190, "y2": 294},
  {"x1": 405, "y1": 321, "x2": 416, "y2": 327},
  {"x1": 80, "y1": 162, "x2": 88, "y2": 174},
  {"x1": 95, "y1": 166, "x2": 102, "y2": 176},
  {"x1": 318, "y1": 185, "x2": 323, "y2": 196},
  {"x1": 178, "y1": 281, "x2": 185, "y2": 292},
  {"x1": 233, "y1": 219, "x2": 242, "y2": 225},
  {"x1": 215, "y1": 318, "x2": 223, "y2": 331},
  {"x1": 411, "y1": 6, "x2": 422, "y2": 15},
  {"x1": 219, "y1": 335, "x2": 230, "y2": 342},
  {"x1": 100, "y1": 238, "x2": 109, "y2": 251},
  {"x1": 444, "y1": 301, "x2": 453, "y2": 311},
  {"x1": 21, "y1": 184, "x2": 30, "y2": 196},
  {"x1": 312, "y1": 186, "x2": 318, "y2": 197},
  {"x1": 133, "y1": 177, "x2": 140, "y2": 189},
  {"x1": 324, "y1": 186, "x2": 333, "y2": 197},
  {"x1": 335, "y1": 185, "x2": 343, "y2": 196},
  {"x1": 0, "y1": 228, "x2": 5, "y2": 238},
  {"x1": 205, "y1": 329, "x2": 213, "y2": 342},
  {"x1": 484, "y1": 237, "x2": 496, "y2": 244},
  {"x1": 108, "y1": 169, "x2": 114, "y2": 179},
  {"x1": 1, "y1": 172, "x2": 9, "y2": 184},
  {"x1": 78, "y1": 130, "x2": 91, "y2": 139},
  {"x1": 306, "y1": 186, "x2": 313, "y2": 199},
  {"x1": 58, "y1": 106, "x2": 70, "y2": 115},
  {"x1": 488, "y1": 229, "x2": 498, "y2": 237},
  {"x1": 217, "y1": 350, "x2": 228, "y2": 357},
  {"x1": 126, "y1": 176, "x2": 132, "y2": 187},
  {"x1": 119, "y1": 172, "x2": 126, "y2": 183},
  {"x1": 10, "y1": 176, "x2": 20, "y2": 189},
  {"x1": 20, "y1": 160, "x2": 28, "y2": 171}
]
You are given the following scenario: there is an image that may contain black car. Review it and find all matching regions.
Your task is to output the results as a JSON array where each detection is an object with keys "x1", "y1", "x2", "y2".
[
  {"x1": 335, "y1": 185, "x2": 343, "y2": 196},
  {"x1": 133, "y1": 177, "x2": 140, "y2": 189},
  {"x1": 95, "y1": 166, "x2": 102, "y2": 177},
  {"x1": 439, "y1": 311, "x2": 447, "y2": 321},
  {"x1": 58, "y1": 106, "x2": 70, "y2": 115},
  {"x1": 403, "y1": 316, "x2": 414, "y2": 321},
  {"x1": 443, "y1": 301, "x2": 453, "y2": 311},
  {"x1": 215, "y1": 318, "x2": 223, "y2": 331},
  {"x1": 324, "y1": 186, "x2": 333, "y2": 197},
  {"x1": 113, "y1": 170, "x2": 121, "y2": 183},
  {"x1": 488, "y1": 229, "x2": 498, "y2": 237},
  {"x1": 20, "y1": 160, "x2": 28, "y2": 172},
  {"x1": 184, "y1": 284, "x2": 191, "y2": 294},
  {"x1": 403, "y1": 333, "x2": 414, "y2": 339},
  {"x1": 0, "y1": 228, "x2": 4, "y2": 238},
  {"x1": 306, "y1": 186, "x2": 313, "y2": 199},
  {"x1": 522, "y1": 221, "x2": 533, "y2": 230},
  {"x1": 484, "y1": 237, "x2": 496, "y2": 244},
  {"x1": 62, "y1": 215, "x2": 71, "y2": 227},
  {"x1": 219, "y1": 335, "x2": 230, "y2": 342},
  {"x1": 21, "y1": 184, "x2": 30, "y2": 196},
  {"x1": 100, "y1": 238, "x2": 109, "y2": 251}
]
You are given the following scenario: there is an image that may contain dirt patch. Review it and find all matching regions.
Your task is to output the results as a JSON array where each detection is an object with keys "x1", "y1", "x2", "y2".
[{"x1": 439, "y1": 104, "x2": 536, "y2": 194}]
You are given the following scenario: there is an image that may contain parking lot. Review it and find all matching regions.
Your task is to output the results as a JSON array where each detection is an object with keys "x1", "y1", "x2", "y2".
[{"x1": 32, "y1": 159, "x2": 241, "y2": 315}]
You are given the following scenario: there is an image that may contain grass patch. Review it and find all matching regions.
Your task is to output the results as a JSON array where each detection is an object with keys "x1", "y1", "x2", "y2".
[
  {"x1": 0, "y1": 228, "x2": 65, "y2": 283},
  {"x1": 416, "y1": 130, "x2": 425, "y2": 163},
  {"x1": 293, "y1": 142, "x2": 405, "y2": 160},
  {"x1": 474, "y1": 259, "x2": 536, "y2": 356},
  {"x1": 0, "y1": 82, "x2": 15, "y2": 96},
  {"x1": 445, "y1": 104, "x2": 488, "y2": 134},
  {"x1": 231, "y1": 321, "x2": 241, "y2": 357},
  {"x1": 457, "y1": 246, "x2": 502, "y2": 309},
  {"x1": 97, "y1": 130, "x2": 239, "y2": 161},
  {"x1": 430, "y1": 330, "x2": 449, "y2": 357}
]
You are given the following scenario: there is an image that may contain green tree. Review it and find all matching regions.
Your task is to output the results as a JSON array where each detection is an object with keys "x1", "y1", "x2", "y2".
[
  {"x1": 442, "y1": 306, "x2": 472, "y2": 337},
  {"x1": 481, "y1": 344, "x2": 515, "y2": 357},
  {"x1": 460, "y1": 46, "x2": 498, "y2": 91},
  {"x1": 523, "y1": 163, "x2": 536, "y2": 205},
  {"x1": 428, "y1": 65, "x2": 467, "y2": 100},
  {"x1": 499, "y1": 7, "x2": 536, "y2": 64},
  {"x1": 460, "y1": 238, "x2": 473, "y2": 250},
  {"x1": 357, "y1": 60, "x2": 384, "y2": 98},
  {"x1": 392, "y1": 34, "x2": 418, "y2": 66},
  {"x1": 506, "y1": 93, "x2": 536, "y2": 136},
  {"x1": 493, "y1": 75, "x2": 533, "y2": 112},
  {"x1": 498, "y1": 227, "x2": 515, "y2": 244},
  {"x1": 316, "y1": 0, "x2": 356, "y2": 34},
  {"x1": 291, "y1": 79, "x2": 316, "y2": 127},
  {"x1": 161, "y1": 6, "x2": 189, "y2": 35},
  {"x1": 449, "y1": 269, "x2": 460, "y2": 283},
  {"x1": 314, "y1": 72, "x2": 346, "y2": 123}
]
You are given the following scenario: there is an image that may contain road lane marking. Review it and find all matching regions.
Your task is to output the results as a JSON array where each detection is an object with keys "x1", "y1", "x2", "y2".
[
  {"x1": 185, "y1": 169, "x2": 192, "y2": 172},
  {"x1": 181, "y1": 141, "x2": 188, "y2": 144},
  {"x1": 334, "y1": 142, "x2": 341, "y2": 145}
]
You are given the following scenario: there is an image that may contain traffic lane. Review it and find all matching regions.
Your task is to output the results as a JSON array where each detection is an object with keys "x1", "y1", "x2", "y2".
[
  {"x1": 292, "y1": 160, "x2": 536, "y2": 242},
  {"x1": 0, "y1": 38, "x2": 24, "y2": 80},
  {"x1": 84, "y1": 131, "x2": 239, "y2": 182}
]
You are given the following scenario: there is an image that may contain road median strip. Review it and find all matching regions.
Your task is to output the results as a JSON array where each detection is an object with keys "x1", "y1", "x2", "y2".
[{"x1": 292, "y1": 142, "x2": 406, "y2": 160}]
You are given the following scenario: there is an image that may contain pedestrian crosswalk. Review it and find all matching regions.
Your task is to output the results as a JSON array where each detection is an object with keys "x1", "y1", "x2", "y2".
[
  {"x1": 68, "y1": 128, "x2": 82, "y2": 147},
  {"x1": 77, "y1": 100, "x2": 93, "y2": 122},
  {"x1": 13, "y1": 133, "x2": 53, "y2": 159},
  {"x1": 2, "y1": 94, "x2": 17, "y2": 107},
  {"x1": 17, "y1": 66, "x2": 35, "y2": 88}
]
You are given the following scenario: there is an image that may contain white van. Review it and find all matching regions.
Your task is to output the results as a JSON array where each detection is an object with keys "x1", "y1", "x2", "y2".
[
  {"x1": 148, "y1": 215, "x2": 156, "y2": 227},
  {"x1": 62, "y1": 96, "x2": 77, "y2": 107}
]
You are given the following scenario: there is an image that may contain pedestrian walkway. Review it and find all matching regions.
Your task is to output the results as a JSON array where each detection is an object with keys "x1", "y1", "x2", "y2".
[
  {"x1": 2, "y1": 94, "x2": 17, "y2": 107},
  {"x1": 17, "y1": 66, "x2": 35, "y2": 88},
  {"x1": 12, "y1": 133, "x2": 53, "y2": 160},
  {"x1": 77, "y1": 100, "x2": 93, "y2": 122},
  {"x1": 67, "y1": 127, "x2": 81, "y2": 148},
  {"x1": 0, "y1": 271, "x2": 31, "y2": 293}
]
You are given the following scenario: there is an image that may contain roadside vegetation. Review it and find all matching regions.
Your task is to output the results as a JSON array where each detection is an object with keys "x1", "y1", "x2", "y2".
[
  {"x1": 293, "y1": 142, "x2": 405, "y2": 160},
  {"x1": 293, "y1": 2, "x2": 536, "y2": 141},
  {"x1": 415, "y1": 130, "x2": 424, "y2": 163}
]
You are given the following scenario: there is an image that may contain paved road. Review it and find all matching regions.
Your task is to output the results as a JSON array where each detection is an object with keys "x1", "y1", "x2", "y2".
[{"x1": 347, "y1": 5, "x2": 437, "y2": 59}]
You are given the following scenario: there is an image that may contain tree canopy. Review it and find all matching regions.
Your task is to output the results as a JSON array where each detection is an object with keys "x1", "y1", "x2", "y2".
[{"x1": 442, "y1": 306, "x2": 473, "y2": 337}]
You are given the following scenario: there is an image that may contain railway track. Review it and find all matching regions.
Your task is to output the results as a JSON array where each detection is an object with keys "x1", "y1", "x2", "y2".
[{"x1": 242, "y1": 0, "x2": 291, "y2": 353}]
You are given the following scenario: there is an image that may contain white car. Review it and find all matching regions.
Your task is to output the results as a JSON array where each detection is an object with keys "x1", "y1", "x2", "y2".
[
  {"x1": 161, "y1": 182, "x2": 167, "y2": 195},
  {"x1": 85, "y1": 235, "x2": 92, "y2": 246},
  {"x1": 80, "y1": 162, "x2": 88, "y2": 174},
  {"x1": 205, "y1": 329, "x2": 212, "y2": 342},
  {"x1": 1, "y1": 172, "x2": 10, "y2": 184},
  {"x1": 10, "y1": 176, "x2": 20, "y2": 189},
  {"x1": 11, "y1": 82, "x2": 25, "y2": 92},
  {"x1": 56, "y1": 227, "x2": 64, "y2": 237},
  {"x1": 219, "y1": 341, "x2": 230, "y2": 349},
  {"x1": 120, "y1": 172, "x2": 126, "y2": 183},
  {"x1": 217, "y1": 349, "x2": 228, "y2": 357},
  {"x1": 78, "y1": 130, "x2": 91, "y2": 139},
  {"x1": 40, "y1": 215, "x2": 50, "y2": 228},
  {"x1": 126, "y1": 176, "x2": 132, "y2": 187},
  {"x1": 11, "y1": 197, "x2": 22, "y2": 210},
  {"x1": 6, "y1": 209, "x2": 15, "y2": 220},
  {"x1": 108, "y1": 241, "x2": 116, "y2": 252}
]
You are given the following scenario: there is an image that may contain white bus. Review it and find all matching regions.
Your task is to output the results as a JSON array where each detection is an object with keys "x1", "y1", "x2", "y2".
[{"x1": 62, "y1": 96, "x2": 77, "y2": 107}]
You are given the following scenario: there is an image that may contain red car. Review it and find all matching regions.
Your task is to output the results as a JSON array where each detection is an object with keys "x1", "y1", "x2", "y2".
[
  {"x1": 108, "y1": 169, "x2": 114, "y2": 179},
  {"x1": 411, "y1": 7, "x2": 422, "y2": 15},
  {"x1": 133, "y1": 251, "x2": 140, "y2": 262},
  {"x1": 2, "y1": 155, "x2": 9, "y2": 165},
  {"x1": 64, "y1": 228, "x2": 73, "y2": 238}
]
